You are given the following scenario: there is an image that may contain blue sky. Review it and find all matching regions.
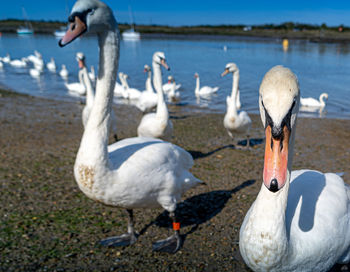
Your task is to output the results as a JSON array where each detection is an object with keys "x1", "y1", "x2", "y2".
[{"x1": 1, "y1": 0, "x2": 350, "y2": 26}]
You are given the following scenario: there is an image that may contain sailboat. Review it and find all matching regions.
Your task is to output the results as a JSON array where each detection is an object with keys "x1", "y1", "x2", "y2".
[
  {"x1": 53, "y1": 1, "x2": 69, "y2": 38},
  {"x1": 17, "y1": 7, "x2": 34, "y2": 35},
  {"x1": 122, "y1": 6, "x2": 140, "y2": 41}
]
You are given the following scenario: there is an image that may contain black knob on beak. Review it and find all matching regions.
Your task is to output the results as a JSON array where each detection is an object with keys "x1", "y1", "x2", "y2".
[{"x1": 269, "y1": 179, "x2": 279, "y2": 193}]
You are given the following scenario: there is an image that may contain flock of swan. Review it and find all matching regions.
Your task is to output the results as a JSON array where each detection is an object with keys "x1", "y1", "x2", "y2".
[{"x1": 2, "y1": 0, "x2": 348, "y2": 270}]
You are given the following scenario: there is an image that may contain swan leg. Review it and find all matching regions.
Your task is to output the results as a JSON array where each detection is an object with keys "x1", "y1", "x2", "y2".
[
  {"x1": 152, "y1": 211, "x2": 182, "y2": 253},
  {"x1": 113, "y1": 134, "x2": 118, "y2": 142},
  {"x1": 245, "y1": 135, "x2": 250, "y2": 149},
  {"x1": 100, "y1": 209, "x2": 138, "y2": 247}
]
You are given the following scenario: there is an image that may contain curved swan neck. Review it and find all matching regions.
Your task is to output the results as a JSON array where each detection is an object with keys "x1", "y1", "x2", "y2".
[
  {"x1": 319, "y1": 93, "x2": 327, "y2": 106},
  {"x1": 153, "y1": 62, "x2": 168, "y2": 120},
  {"x1": 82, "y1": 67, "x2": 95, "y2": 107},
  {"x1": 78, "y1": 29, "x2": 119, "y2": 164}
]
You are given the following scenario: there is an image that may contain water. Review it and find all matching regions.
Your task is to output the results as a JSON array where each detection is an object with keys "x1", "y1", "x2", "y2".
[{"x1": 0, "y1": 34, "x2": 350, "y2": 119}]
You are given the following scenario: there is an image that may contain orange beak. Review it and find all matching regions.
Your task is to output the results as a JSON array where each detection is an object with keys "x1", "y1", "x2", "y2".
[
  {"x1": 59, "y1": 16, "x2": 87, "y2": 47},
  {"x1": 78, "y1": 59, "x2": 84, "y2": 69},
  {"x1": 221, "y1": 69, "x2": 229, "y2": 77},
  {"x1": 161, "y1": 59, "x2": 170, "y2": 71},
  {"x1": 263, "y1": 125, "x2": 290, "y2": 192}
]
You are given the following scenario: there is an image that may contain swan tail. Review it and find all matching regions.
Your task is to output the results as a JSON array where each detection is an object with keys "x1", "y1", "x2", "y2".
[{"x1": 182, "y1": 172, "x2": 204, "y2": 193}]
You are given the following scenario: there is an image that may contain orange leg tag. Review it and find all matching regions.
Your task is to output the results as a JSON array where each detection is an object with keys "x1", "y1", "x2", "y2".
[{"x1": 173, "y1": 222, "x2": 180, "y2": 231}]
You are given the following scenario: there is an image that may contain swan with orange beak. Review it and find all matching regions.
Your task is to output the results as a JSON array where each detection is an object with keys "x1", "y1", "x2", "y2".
[
  {"x1": 239, "y1": 66, "x2": 350, "y2": 271},
  {"x1": 259, "y1": 66, "x2": 299, "y2": 192}
]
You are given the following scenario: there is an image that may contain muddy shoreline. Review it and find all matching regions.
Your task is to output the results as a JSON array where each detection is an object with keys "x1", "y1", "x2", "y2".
[{"x1": 0, "y1": 89, "x2": 349, "y2": 271}]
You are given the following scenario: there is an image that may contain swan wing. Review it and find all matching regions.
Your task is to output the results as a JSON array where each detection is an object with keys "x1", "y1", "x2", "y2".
[
  {"x1": 300, "y1": 97, "x2": 320, "y2": 107},
  {"x1": 285, "y1": 170, "x2": 350, "y2": 269},
  {"x1": 105, "y1": 137, "x2": 202, "y2": 210}
]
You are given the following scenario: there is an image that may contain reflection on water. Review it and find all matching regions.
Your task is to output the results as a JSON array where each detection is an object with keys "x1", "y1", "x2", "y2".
[{"x1": 0, "y1": 34, "x2": 350, "y2": 119}]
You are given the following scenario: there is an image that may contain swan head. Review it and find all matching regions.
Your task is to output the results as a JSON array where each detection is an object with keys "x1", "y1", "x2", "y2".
[
  {"x1": 76, "y1": 52, "x2": 86, "y2": 68},
  {"x1": 59, "y1": 0, "x2": 117, "y2": 47},
  {"x1": 153, "y1": 51, "x2": 170, "y2": 71},
  {"x1": 144, "y1": 64, "x2": 151, "y2": 72},
  {"x1": 168, "y1": 75, "x2": 174, "y2": 83},
  {"x1": 320, "y1": 93, "x2": 328, "y2": 101},
  {"x1": 194, "y1": 72, "x2": 199, "y2": 78},
  {"x1": 259, "y1": 65, "x2": 300, "y2": 193},
  {"x1": 221, "y1": 62, "x2": 239, "y2": 77}
]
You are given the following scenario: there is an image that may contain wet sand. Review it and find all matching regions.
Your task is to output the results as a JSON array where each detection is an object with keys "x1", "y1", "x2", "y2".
[{"x1": 0, "y1": 89, "x2": 349, "y2": 271}]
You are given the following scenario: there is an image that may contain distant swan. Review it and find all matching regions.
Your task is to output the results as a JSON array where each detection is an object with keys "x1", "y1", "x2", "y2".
[
  {"x1": 136, "y1": 64, "x2": 157, "y2": 112},
  {"x1": 2, "y1": 54, "x2": 11, "y2": 63},
  {"x1": 221, "y1": 63, "x2": 251, "y2": 147},
  {"x1": 137, "y1": 51, "x2": 173, "y2": 141},
  {"x1": 167, "y1": 76, "x2": 181, "y2": 102},
  {"x1": 59, "y1": 0, "x2": 202, "y2": 253},
  {"x1": 300, "y1": 92, "x2": 328, "y2": 108},
  {"x1": 122, "y1": 73, "x2": 142, "y2": 100},
  {"x1": 10, "y1": 58, "x2": 28, "y2": 68},
  {"x1": 59, "y1": 64, "x2": 69, "y2": 78},
  {"x1": 163, "y1": 75, "x2": 181, "y2": 94},
  {"x1": 29, "y1": 68, "x2": 42, "y2": 78},
  {"x1": 46, "y1": 58, "x2": 56, "y2": 72},
  {"x1": 239, "y1": 66, "x2": 350, "y2": 272},
  {"x1": 194, "y1": 72, "x2": 219, "y2": 97}
]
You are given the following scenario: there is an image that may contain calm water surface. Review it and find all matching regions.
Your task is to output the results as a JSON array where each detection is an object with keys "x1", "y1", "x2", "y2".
[{"x1": 0, "y1": 34, "x2": 349, "y2": 119}]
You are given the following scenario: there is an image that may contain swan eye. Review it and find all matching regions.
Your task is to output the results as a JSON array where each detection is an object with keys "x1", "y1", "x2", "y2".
[{"x1": 87, "y1": 9, "x2": 95, "y2": 15}]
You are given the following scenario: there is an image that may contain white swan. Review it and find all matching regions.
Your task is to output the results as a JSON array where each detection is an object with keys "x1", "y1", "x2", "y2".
[
  {"x1": 137, "y1": 52, "x2": 173, "y2": 141},
  {"x1": 59, "y1": 64, "x2": 69, "y2": 78},
  {"x1": 113, "y1": 72, "x2": 128, "y2": 98},
  {"x1": 10, "y1": 58, "x2": 28, "y2": 68},
  {"x1": 28, "y1": 51, "x2": 44, "y2": 71},
  {"x1": 194, "y1": 72, "x2": 219, "y2": 97},
  {"x1": 300, "y1": 92, "x2": 328, "y2": 108},
  {"x1": 239, "y1": 65, "x2": 350, "y2": 271},
  {"x1": 77, "y1": 52, "x2": 118, "y2": 141},
  {"x1": 46, "y1": 58, "x2": 56, "y2": 72},
  {"x1": 89, "y1": 65, "x2": 95, "y2": 82},
  {"x1": 29, "y1": 68, "x2": 42, "y2": 78},
  {"x1": 2, "y1": 54, "x2": 11, "y2": 63},
  {"x1": 163, "y1": 75, "x2": 181, "y2": 94},
  {"x1": 136, "y1": 64, "x2": 157, "y2": 112},
  {"x1": 59, "y1": 0, "x2": 202, "y2": 253},
  {"x1": 0, "y1": 61, "x2": 3, "y2": 69},
  {"x1": 121, "y1": 73, "x2": 142, "y2": 100},
  {"x1": 221, "y1": 63, "x2": 251, "y2": 147},
  {"x1": 167, "y1": 76, "x2": 181, "y2": 102},
  {"x1": 64, "y1": 59, "x2": 86, "y2": 96},
  {"x1": 144, "y1": 64, "x2": 154, "y2": 92}
]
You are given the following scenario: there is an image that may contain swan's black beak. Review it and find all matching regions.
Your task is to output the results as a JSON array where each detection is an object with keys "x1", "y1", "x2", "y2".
[{"x1": 59, "y1": 15, "x2": 87, "y2": 47}]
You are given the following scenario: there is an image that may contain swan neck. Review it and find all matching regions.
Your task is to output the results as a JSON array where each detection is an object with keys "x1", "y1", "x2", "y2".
[
  {"x1": 231, "y1": 71, "x2": 239, "y2": 98},
  {"x1": 195, "y1": 76, "x2": 200, "y2": 94},
  {"x1": 82, "y1": 67, "x2": 95, "y2": 107},
  {"x1": 146, "y1": 71, "x2": 153, "y2": 92},
  {"x1": 153, "y1": 62, "x2": 168, "y2": 119},
  {"x1": 78, "y1": 29, "x2": 119, "y2": 164},
  {"x1": 319, "y1": 93, "x2": 327, "y2": 106}
]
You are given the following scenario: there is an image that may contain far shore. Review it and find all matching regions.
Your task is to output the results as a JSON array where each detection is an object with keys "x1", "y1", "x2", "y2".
[{"x1": 2, "y1": 20, "x2": 350, "y2": 43}]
